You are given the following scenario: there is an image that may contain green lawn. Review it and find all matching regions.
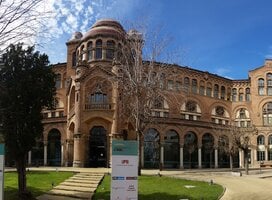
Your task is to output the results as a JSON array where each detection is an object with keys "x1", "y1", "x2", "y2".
[
  {"x1": 93, "y1": 175, "x2": 224, "y2": 200},
  {"x1": 4, "y1": 171, "x2": 73, "y2": 200}
]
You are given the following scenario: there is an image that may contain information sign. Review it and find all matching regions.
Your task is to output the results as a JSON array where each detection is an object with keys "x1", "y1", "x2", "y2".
[{"x1": 111, "y1": 140, "x2": 138, "y2": 200}]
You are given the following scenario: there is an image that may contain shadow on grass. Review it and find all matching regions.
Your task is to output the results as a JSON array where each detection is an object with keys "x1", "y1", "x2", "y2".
[
  {"x1": 92, "y1": 191, "x2": 211, "y2": 200},
  {"x1": 5, "y1": 186, "x2": 49, "y2": 200}
]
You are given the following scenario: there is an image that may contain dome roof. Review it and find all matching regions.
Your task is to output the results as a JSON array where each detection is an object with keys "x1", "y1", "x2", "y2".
[{"x1": 82, "y1": 19, "x2": 126, "y2": 40}]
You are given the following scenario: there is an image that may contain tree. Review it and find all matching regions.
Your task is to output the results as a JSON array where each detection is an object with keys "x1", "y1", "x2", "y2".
[
  {"x1": 0, "y1": 0, "x2": 50, "y2": 51},
  {"x1": 230, "y1": 125, "x2": 258, "y2": 175},
  {"x1": 114, "y1": 28, "x2": 184, "y2": 174},
  {"x1": 0, "y1": 44, "x2": 55, "y2": 199}
]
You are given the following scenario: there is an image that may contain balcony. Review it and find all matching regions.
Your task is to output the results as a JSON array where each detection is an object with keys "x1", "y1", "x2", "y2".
[{"x1": 85, "y1": 103, "x2": 112, "y2": 110}]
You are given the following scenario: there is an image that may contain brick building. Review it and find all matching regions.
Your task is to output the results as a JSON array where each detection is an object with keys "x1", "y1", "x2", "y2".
[{"x1": 30, "y1": 19, "x2": 272, "y2": 169}]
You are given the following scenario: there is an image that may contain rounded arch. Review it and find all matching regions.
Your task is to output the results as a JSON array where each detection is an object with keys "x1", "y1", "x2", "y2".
[
  {"x1": 164, "y1": 130, "x2": 179, "y2": 168},
  {"x1": 183, "y1": 131, "x2": 198, "y2": 168},
  {"x1": 47, "y1": 128, "x2": 61, "y2": 166},
  {"x1": 144, "y1": 128, "x2": 160, "y2": 168},
  {"x1": 202, "y1": 133, "x2": 215, "y2": 168}
]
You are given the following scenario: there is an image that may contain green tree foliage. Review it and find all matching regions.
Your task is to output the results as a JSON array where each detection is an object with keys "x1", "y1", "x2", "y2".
[{"x1": 0, "y1": 44, "x2": 55, "y2": 199}]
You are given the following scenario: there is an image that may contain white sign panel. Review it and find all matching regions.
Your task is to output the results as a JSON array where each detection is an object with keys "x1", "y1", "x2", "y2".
[{"x1": 111, "y1": 140, "x2": 138, "y2": 200}]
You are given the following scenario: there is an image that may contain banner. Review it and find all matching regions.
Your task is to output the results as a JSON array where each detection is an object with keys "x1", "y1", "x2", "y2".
[{"x1": 111, "y1": 140, "x2": 138, "y2": 200}]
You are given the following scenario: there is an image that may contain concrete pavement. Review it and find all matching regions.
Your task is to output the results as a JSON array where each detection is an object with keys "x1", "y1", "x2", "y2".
[{"x1": 23, "y1": 167, "x2": 272, "y2": 200}]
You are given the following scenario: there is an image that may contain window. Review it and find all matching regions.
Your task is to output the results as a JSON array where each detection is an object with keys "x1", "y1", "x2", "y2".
[
  {"x1": 184, "y1": 77, "x2": 190, "y2": 91},
  {"x1": 191, "y1": 79, "x2": 197, "y2": 94},
  {"x1": 199, "y1": 81, "x2": 205, "y2": 95},
  {"x1": 215, "y1": 106, "x2": 224, "y2": 116},
  {"x1": 221, "y1": 86, "x2": 225, "y2": 100},
  {"x1": 167, "y1": 80, "x2": 174, "y2": 90},
  {"x1": 154, "y1": 98, "x2": 163, "y2": 109},
  {"x1": 95, "y1": 40, "x2": 102, "y2": 59},
  {"x1": 176, "y1": 81, "x2": 182, "y2": 91},
  {"x1": 257, "y1": 151, "x2": 265, "y2": 161},
  {"x1": 72, "y1": 52, "x2": 76, "y2": 67},
  {"x1": 232, "y1": 88, "x2": 237, "y2": 102},
  {"x1": 106, "y1": 40, "x2": 115, "y2": 59},
  {"x1": 214, "y1": 84, "x2": 219, "y2": 98},
  {"x1": 80, "y1": 45, "x2": 84, "y2": 61},
  {"x1": 55, "y1": 74, "x2": 61, "y2": 89},
  {"x1": 239, "y1": 108, "x2": 246, "y2": 119},
  {"x1": 186, "y1": 101, "x2": 197, "y2": 112},
  {"x1": 245, "y1": 88, "x2": 250, "y2": 101},
  {"x1": 257, "y1": 135, "x2": 265, "y2": 145},
  {"x1": 267, "y1": 73, "x2": 272, "y2": 95},
  {"x1": 87, "y1": 42, "x2": 93, "y2": 61},
  {"x1": 263, "y1": 102, "x2": 272, "y2": 125},
  {"x1": 206, "y1": 82, "x2": 212, "y2": 97},
  {"x1": 258, "y1": 78, "x2": 265, "y2": 95}
]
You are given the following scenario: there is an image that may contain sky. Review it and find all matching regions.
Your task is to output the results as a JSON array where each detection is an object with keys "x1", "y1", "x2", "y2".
[{"x1": 32, "y1": 0, "x2": 272, "y2": 80}]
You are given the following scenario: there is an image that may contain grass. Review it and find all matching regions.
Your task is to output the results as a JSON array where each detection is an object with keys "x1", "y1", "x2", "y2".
[
  {"x1": 4, "y1": 171, "x2": 73, "y2": 200},
  {"x1": 93, "y1": 175, "x2": 224, "y2": 200}
]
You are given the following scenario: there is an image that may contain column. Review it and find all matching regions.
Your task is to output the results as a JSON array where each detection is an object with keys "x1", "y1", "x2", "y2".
[
  {"x1": 215, "y1": 148, "x2": 218, "y2": 168},
  {"x1": 44, "y1": 141, "x2": 48, "y2": 166},
  {"x1": 239, "y1": 149, "x2": 244, "y2": 168},
  {"x1": 61, "y1": 142, "x2": 64, "y2": 166},
  {"x1": 198, "y1": 147, "x2": 202, "y2": 168},
  {"x1": 73, "y1": 134, "x2": 82, "y2": 167},
  {"x1": 160, "y1": 145, "x2": 164, "y2": 169},
  {"x1": 28, "y1": 151, "x2": 31, "y2": 166},
  {"x1": 265, "y1": 146, "x2": 268, "y2": 161},
  {"x1": 141, "y1": 145, "x2": 144, "y2": 168},
  {"x1": 180, "y1": 146, "x2": 184, "y2": 169}
]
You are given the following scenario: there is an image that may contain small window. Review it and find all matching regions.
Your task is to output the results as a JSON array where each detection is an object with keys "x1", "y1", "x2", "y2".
[
  {"x1": 95, "y1": 40, "x2": 102, "y2": 59},
  {"x1": 168, "y1": 80, "x2": 174, "y2": 90},
  {"x1": 232, "y1": 88, "x2": 237, "y2": 102},
  {"x1": 214, "y1": 84, "x2": 219, "y2": 98},
  {"x1": 245, "y1": 88, "x2": 250, "y2": 101},
  {"x1": 106, "y1": 40, "x2": 115, "y2": 59},
  {"x1": 55, "y1": 74, "x2": 61, "y2": 89},
  {"x1": 192, "y1": 79, "x2": 198, "y2": 94},
  {"x1": 258, "y1": 78, "x2": 265, "y2": 95},
  {"x1": 87, "y1": 42, "x2": 93, "y2": 61}
]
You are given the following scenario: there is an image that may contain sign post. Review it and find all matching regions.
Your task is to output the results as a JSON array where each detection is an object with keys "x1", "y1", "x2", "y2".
[
  {"x1": 111, "y1": 140, "x2": 138, "y2": 200},
  {"x1": 0, "y1": 144, "x2": 4, "y2": 200}
]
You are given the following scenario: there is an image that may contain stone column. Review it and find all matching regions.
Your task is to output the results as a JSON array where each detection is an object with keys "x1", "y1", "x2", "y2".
[
  {"x1": 44, "y1": 141, "x2": 48, "y2": 166},
  {"x1": 28, "y1": 151, "x2": 31, "y2": 166},
  {"x1": 180, "y1": 146, "x2": 184, "y2": 169},
  {"x1": 73, "y1": 134, "x2": 82, "y2": 167},
  {"x1": 160, "y1": 145, "x2": 164, "y2": 169},
  {"x1": 265, "y1": 146, "x2": 268, "y2": 161},
  {"x1": 215, "y1": 148, "x2": 218, "y2": 168},
  {"x1": 61, "y1": 142, "x2": 64, "y2": 166},
  {"x1": 198, "y1": 147, "x2": 202, "y2": 168},
  {"x1": 239, "y1": 149, "x2": 244, "y2": 168}
]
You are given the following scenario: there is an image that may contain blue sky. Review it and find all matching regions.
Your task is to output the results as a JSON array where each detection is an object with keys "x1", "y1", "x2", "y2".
[{"x1": 37, "y1": 0, "x2": 272, "y2": 79}]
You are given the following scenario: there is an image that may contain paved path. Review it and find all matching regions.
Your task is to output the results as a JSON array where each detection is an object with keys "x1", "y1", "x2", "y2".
[{"x1": 36, "y1": 171, "x2": 104, "y2": 200}]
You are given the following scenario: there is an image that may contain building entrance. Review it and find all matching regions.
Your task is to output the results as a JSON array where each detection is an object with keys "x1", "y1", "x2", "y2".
[{"x1": 89, "y1": 126, "x2": 107, "y2": 167}]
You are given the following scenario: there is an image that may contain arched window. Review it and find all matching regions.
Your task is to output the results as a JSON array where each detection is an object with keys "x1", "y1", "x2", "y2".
[
  {"x1": 184, "y1": 132, "x2": 198, "y2": 168},
  {"x1": 202, "y1": 133, "x2": 214, "y2": 168},
  {"x1": 268, "y1": 135, "x2": 272, "y2": 160},
  {"x1": 258, "y1": 78, "x2": 265, "y2": 95},
  {"x1": 191, "y1": 79, "x2": 197, "y2": 94},
  {"x1": 267, "y1": 73, "x2": 272, "y2": 95},
  {"x1": 212, "y1": 106, "x2": 229, "y2": 125},
  {"x1": 206, "y1": 82, "x2": 212, "y2": 97},
  {"x1": 214, "y1": 84, "x2": 219, "y2": 98},
  {"x1": 55, "y1": 74, "x2": 61, "y2": 89},
  {"x1": 232, "y1": 88, "x2": 237, "y2": 102},
  {"x1": 80, "y1": 45, "x2": 84, "y2": 61},
  {"x1": 144, "y1": 128, "x2": 160, "y2": 168},
  {"x1": 184, "y1": 77, "x2": 190, "y2": 88},
  {"x1": 239, "y1": 88, "x2": 244, "y2": 102},
  {"x1": 257, "y1": 135, "x2": 265, "y2": 145},
  {"x1": 245, "y1": 88, "x2": 250, "y2": 101},
  {"x1": 152, "y1": 97, "x2": 169, "y2": 118},
  {"x1": 263, "y1": 102, "x2": 272, "y2": 125},
  {"x1": 181, "y1": 101, "x2": 201, "y2": 121},
  {"x1": 257, "y1": 135, "x2": 265, "y2": 161},
  {"x1": 199, "y1": 80, "x2": 205, "y2": 95},
  {"x1": 87, "y1": 42, "x2": 93, "y2": 61},
  {"x1": 164, "y1": 130, "x2": 179, "y2": 168},
  {"x1": 95, "y1": 40, "x2": 102, "y2": 59},
  {"x1": 221, "y1": 86, "x2": 226, "y2": 100},
  {"x1": 106, "y1": 40, "x2": 115, "y2": 59},
  {"x1": 235, "y1": 108, "x2": 251, "y2": 127}
]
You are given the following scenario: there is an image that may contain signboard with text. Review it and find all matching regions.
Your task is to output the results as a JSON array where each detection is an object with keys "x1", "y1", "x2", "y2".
[
  {"x1": 0, "y1": 144, "x2": 4, "y2": 200},
  {"x1": 111, "y1": 140, "x2": 138, "y2": 200}
]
